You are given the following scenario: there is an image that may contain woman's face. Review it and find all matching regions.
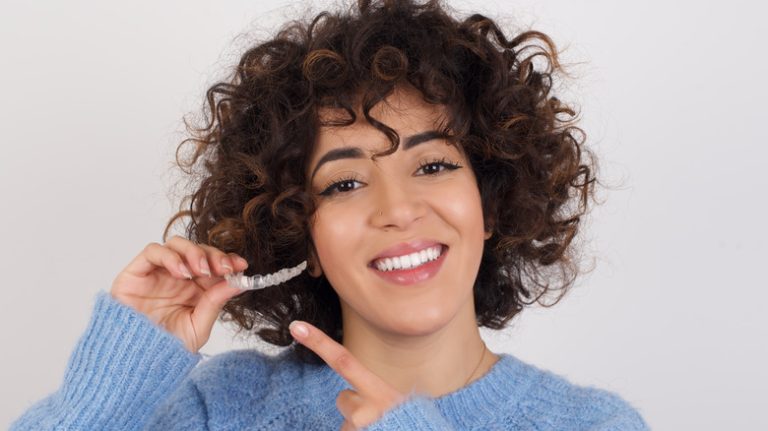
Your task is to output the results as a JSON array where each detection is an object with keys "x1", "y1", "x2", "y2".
[{"x1": 306, "y1": 86, "x2": 491, "y2": 338}]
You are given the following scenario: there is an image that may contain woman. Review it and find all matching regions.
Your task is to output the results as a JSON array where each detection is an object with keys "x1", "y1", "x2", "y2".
[{"x1": 11, "y1": 0, "x2": 649, "y2": 429}]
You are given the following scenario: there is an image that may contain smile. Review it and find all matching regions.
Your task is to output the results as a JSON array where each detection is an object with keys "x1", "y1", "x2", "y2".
[
  {"x1": 368, "y1": 244, "x2": 449, "y2": 286},
  {"x1": 370, "y1": 244, "x2": 444, "y2": 271}
]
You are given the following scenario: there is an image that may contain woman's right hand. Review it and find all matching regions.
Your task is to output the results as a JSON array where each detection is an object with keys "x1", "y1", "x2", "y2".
[{"x1": 110, "y1": 235, "x2": 249, "y2": 354}]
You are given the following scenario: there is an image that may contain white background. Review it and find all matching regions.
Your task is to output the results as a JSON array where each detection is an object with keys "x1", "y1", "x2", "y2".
[{"x1": 2, "y1": 0, "x2": 766, "y2": 429}]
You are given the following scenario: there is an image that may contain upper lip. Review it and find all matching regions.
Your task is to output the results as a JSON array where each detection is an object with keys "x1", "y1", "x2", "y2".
[{"x1": 369, "y1": 239, "x2": 446, "y2": 264}]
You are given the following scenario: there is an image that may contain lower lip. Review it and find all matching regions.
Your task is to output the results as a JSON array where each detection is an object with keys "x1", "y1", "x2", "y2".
[{"x1": 368, "y1": 245, "x2": 448, "y2": 286}]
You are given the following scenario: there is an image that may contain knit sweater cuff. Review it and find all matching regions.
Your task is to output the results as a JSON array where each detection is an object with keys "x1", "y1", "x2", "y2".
[
  {"x1": 12, "y1": 290, "x2": 203, "y2": 430},
  {"x1": 363, "y1": 394, "x2": 455, "y2": 431}
]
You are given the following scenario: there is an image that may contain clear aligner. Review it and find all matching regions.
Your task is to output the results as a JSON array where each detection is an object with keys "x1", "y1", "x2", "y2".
[{"x1": 224, "y1": 260, "x2": 307, "y2": 291}]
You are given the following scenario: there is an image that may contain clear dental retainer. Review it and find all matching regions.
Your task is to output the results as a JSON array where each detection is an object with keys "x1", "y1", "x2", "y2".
[{"x1": 224, "y1": 260, "x2": 307, "y2": 291}]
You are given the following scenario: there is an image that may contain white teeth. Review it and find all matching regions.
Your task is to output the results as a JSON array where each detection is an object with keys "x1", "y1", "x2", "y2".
[{"x1": 373, "y1": 245, "x2": 444, "y2": 272}]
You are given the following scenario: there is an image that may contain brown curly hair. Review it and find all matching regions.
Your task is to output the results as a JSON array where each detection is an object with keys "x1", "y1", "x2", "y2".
[{"x1": 163, "y1": 0, "x2": 600, "y2": 365}]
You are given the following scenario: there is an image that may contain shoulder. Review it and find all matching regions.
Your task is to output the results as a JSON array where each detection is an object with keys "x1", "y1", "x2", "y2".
[{"x1": 507, "y1": 355, "x2": 650, "y2": 430}]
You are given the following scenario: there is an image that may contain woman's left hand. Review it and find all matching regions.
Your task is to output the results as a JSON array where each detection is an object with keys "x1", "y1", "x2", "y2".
[{"x1": 289, "y1": 320, "x2": 408, "y2": 431}]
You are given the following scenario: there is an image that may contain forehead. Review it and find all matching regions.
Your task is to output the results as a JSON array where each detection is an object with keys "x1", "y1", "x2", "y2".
[{"x1": 312, "y1": 87, "x2": 450, "y2": 153}]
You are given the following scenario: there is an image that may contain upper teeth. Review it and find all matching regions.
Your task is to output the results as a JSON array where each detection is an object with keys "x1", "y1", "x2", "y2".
[{"x1": 373, "y1": 245, "x2": 443, "y2": 272}]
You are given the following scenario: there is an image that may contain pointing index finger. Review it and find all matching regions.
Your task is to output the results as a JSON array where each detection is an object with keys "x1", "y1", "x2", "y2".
[{"x1": 289, "y1": 321, "x2": 385, "y2": 398}]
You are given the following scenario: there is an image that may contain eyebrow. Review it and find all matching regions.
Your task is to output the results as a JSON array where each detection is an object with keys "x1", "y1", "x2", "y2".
[{"x1": 309, "y1": 130, "x2": 453, "y2": 182}]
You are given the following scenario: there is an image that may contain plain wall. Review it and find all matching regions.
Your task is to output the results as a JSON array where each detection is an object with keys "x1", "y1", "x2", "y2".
[{"x1": 1, "y1": 0, "x2": 766, "y2": 429}]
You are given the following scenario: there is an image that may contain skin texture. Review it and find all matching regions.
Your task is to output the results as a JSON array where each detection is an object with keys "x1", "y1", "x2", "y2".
[{"x1": 296, "y1": 86, "x2": 499, "y2": 426}]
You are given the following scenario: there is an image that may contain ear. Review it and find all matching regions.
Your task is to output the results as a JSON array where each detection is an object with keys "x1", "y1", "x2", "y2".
[
  {"x1": 484, "y1": 216, "x2": 495, "y2": 240},
  {"x1": 307, "y1": 244, "x2": 323, "y2": 278}
]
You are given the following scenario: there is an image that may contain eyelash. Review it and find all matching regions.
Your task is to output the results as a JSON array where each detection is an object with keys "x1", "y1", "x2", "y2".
[{"x1": 319, "y1": 157, "x2": 463, "y2": 197}]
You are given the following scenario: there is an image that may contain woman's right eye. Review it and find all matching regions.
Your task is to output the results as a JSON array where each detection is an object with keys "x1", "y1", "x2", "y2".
[{"x1": 319, "y1": 176, "x2": 363, "y2": 197}]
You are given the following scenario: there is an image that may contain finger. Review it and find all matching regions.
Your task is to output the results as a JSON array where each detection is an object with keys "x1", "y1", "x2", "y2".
[
  {"x1": 226, "y1": 252, "x2": 249, "y2": 273},
  {"x1": 164, "y1": 237, "x2": 250, "y2": 290},
  {"x1": 289, "y1": 321, "x2": 388, "y2": 398},
  {"x1": 189, "y1": 280, "x2": 244, "y2": 342},
  {"x1": 336, "y1": 389, "x2": 365, "y2": 419},
  {"x1": 196, "y1": 245, "x2": 248, "y2": 277},
  {"x1": 192, "y1": 247, "x2": 248, "y2": 290},
  {"x1": 338, "y1": 392, "x2": 396, "y2": 431},
  {"x1": 340, "y1": 420, "x2": 358, "y2": 431},
  {"x1": 163, "y1": 235, "x2": 216, "y2": 279},
  {"x1": 123, "y1": 242, "x2": 193, "y2": 280}
]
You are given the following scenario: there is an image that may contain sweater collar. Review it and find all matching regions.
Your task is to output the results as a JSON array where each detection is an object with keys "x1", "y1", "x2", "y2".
[
  {"x1": 306, "y1": 352, "x2": 537, "y2": 428},
  {"x1": 431, "y1": 352, "x2": 537, "y2": 427}
]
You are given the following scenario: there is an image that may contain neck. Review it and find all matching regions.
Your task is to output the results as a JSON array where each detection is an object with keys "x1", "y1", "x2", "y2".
[{"x1": 340, "y1": 297, "x2": 499, "y2": 397}]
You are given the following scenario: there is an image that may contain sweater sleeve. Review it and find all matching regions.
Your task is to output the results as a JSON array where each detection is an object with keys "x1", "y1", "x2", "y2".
[
  {"x1": 587, "y1": 394, "x2": 650, "y2": 431},
  {"x1": 362, "y1": 392, "x2": 455, "y2": 431},
  {"x1": 142, "y1": 373, "x2": 211, "y2": 430},
  {"x1": 9, "y1": 290, "x2": 204, "y2": 431}
]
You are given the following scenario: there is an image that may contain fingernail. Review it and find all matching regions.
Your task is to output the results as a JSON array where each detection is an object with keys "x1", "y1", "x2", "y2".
[
  {"x1": 179, "y1": 263, "x2": 192, "y2": 279},
  {"x1": 236, "y1": 256, "x2": 248, "y2": 267},
  {"x1": 199, "y1": 258, "x2": 211, "y2": 276},
  {"x1": 289, "y1": 321, "x2": 308, "y2": 338},
  {"x1": 221, "y1": 258, "x2": 233, "y2": 273}
]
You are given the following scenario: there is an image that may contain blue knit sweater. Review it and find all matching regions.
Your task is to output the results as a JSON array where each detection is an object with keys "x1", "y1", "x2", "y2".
[{"x1": 10, "y1": 291, "x2": 650, "y2": 430}]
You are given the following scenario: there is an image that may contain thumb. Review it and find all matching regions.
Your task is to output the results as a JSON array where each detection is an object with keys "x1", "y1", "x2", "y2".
[{"x1": 190, "y1": 281, "x2": 243, "y2": 343}]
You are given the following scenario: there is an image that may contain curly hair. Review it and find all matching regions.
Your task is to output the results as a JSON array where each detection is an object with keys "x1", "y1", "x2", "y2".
[{"x1": 163, "y1": 0, "x2": 600, "y2": 365}]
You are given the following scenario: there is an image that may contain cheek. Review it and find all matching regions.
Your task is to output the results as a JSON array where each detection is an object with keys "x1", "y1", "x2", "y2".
[
  {"x1": 439, "y1": 180, "x2": 486, "y2": 237},
  {"x1": 310, "y1": 206, "x2": 364, "y2": 272}
]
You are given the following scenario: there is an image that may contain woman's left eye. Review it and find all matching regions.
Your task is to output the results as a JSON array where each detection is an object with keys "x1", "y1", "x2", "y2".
[
  {"x1": 417, "y1": 157, "x2": 462, "y2": 176},
  {"x1": 318, "y1": 157, "x2": 463, "y2": 197}
]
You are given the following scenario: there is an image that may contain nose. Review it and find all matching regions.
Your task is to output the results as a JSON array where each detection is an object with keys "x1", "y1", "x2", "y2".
[{"x1": 370, "y1": 174, "x2": 428, "y2": 230}]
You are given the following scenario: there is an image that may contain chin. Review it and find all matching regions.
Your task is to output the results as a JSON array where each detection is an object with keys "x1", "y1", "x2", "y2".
[{"x1": 376, "y1": 306, "x2": 453, "y2": 336}]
